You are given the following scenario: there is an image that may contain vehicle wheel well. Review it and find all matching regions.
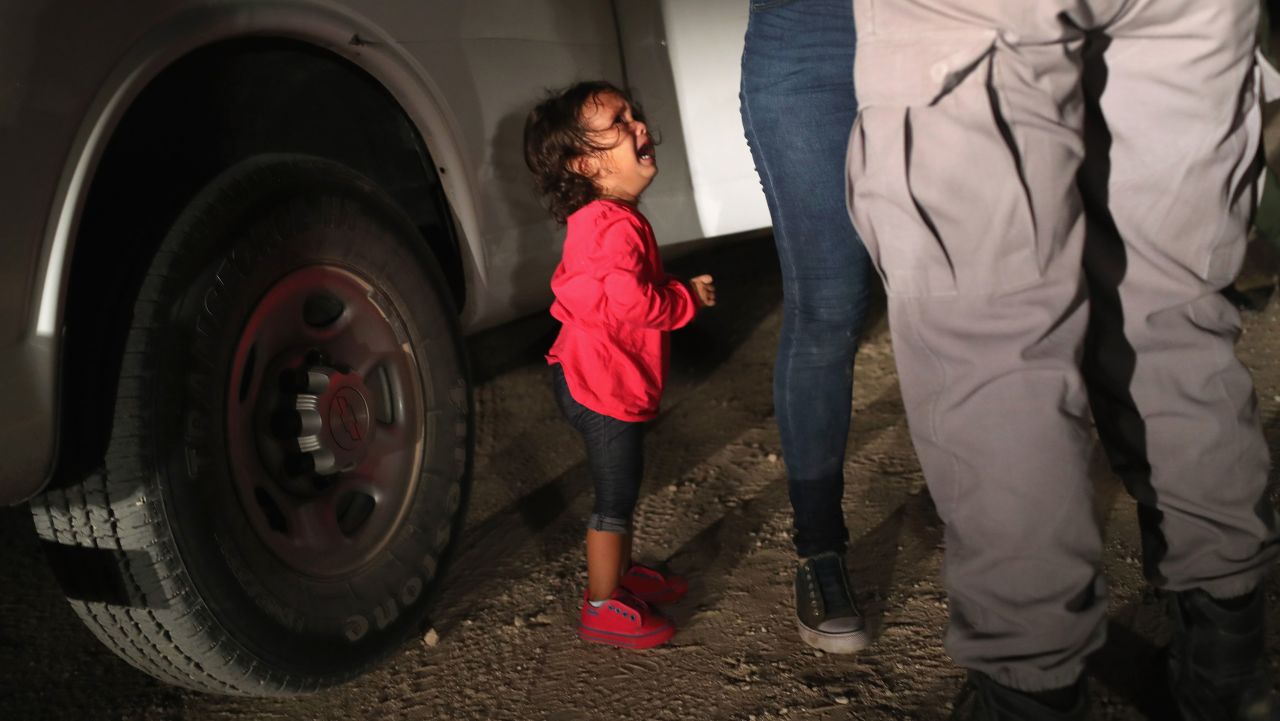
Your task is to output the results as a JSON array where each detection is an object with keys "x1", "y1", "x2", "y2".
[{"x1": 58, "y1": 38, "x2": 464, "y2": 482}]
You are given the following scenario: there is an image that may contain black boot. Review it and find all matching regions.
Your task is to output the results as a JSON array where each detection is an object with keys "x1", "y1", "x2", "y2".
[
  {"x1": 1168, "y1": 588, "x2": 1279, "y2": 721},
  {"x1": 970, "y1": 672, "x2": 1087, "y2": 721}
]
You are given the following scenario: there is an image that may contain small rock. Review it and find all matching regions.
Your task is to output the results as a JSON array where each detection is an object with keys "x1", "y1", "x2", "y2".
[
  {"x1": 513, "y1": 615, "x2": 525, "y2": 628},
  {"x1": 422, "y1": 628, "x2": 440, "y2": 647},
  {"x1": 766, "y1": 453, "x2": 778, "y2": 463},
  {"x1": 834, "y1": 695, "x2": 849, "y2": 705}
]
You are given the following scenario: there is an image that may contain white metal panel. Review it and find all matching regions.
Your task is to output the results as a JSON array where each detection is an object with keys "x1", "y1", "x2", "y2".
[
  {"x1": 380, "y1": 0, "x2": 768, "y2": 328},
  {"x1": 393, "y1": 1, "x2": 626, "y2": 330},
  {"x1": 611, "y1": 0, "x2": 704, "y2": 248},
  {"x1": 657, "y1": 0, "x2": 770, "y2": 238}
]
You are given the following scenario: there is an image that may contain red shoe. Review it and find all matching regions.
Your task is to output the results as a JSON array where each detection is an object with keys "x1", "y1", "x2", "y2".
[
  {"x1": 579, "y1": 590, "x2": 675, "y2": 649},
  {"x1": 620, "y1": 564, "x2": 689, "y2": 604}
]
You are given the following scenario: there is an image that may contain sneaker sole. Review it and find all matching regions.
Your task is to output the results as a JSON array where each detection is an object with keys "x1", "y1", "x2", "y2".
[
  {"x1": 796, "y1": 617, "x2": 871, "y2": 654},
  {"x1": 579, "y1": 623, "x2": 676, "y2": 650}
]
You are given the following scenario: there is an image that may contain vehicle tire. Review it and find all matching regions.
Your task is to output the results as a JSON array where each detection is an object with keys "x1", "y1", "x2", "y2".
[{"x1": 30, "y1": 155, "x2": 473, "y2": 696}]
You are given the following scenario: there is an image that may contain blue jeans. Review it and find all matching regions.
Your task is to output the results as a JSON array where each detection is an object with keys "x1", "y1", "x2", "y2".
[
  {"x1": 740, "y1": 0, "x2": 873, "y2": 558},
  {"x1": 551, "y1": 363, "x2": 644, "y2": 534}
]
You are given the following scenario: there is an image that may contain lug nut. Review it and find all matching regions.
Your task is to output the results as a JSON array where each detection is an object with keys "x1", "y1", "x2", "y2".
[{"x1": 279, "y1": 367, "x2": 331, "y2": 394}]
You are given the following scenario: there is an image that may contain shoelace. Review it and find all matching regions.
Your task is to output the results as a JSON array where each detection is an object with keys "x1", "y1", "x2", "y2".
[{"x1": 811, "y1": 555, "x2": 856, "y2": 617}]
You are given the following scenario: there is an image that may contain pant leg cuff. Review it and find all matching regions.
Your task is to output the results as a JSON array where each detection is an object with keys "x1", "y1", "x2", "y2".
[
  {"x1": 588, "y1": 513, "x2": 632, "y2": 535},
  {"x1": 1192, "y1": 577, "x2": 1261, "y2": 602},
  {"x1": 979, "y1": 664, "x2": 1085, "y2": 693}
]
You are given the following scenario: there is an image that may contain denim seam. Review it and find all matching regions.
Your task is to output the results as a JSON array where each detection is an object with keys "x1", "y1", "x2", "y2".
[{"x1": 741, "y1": 61, "x2": 800, "y2": 488}]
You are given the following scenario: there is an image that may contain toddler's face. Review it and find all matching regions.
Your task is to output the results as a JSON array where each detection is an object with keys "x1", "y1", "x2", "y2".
[{"x1": 577, "y1": 91, "x2": 657, "y2": 203}]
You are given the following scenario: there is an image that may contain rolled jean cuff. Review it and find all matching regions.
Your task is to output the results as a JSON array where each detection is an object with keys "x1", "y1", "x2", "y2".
[{"x1": 588, "y1": 513, "x2": 632, "y2": 535}]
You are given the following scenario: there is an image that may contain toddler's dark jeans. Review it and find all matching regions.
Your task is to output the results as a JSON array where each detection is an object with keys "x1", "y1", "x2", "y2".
[{"x1": 551, "y1": 364, "x2": 644, "y2": 534}]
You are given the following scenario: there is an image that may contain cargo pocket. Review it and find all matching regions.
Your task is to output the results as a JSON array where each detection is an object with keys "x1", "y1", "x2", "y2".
[
  {"x1": 1157, "y1": 60, "x2": 1260, "y2": 289},
  {"x1": 847, "y1": 31, "x2": 1043, "y2": 297}
]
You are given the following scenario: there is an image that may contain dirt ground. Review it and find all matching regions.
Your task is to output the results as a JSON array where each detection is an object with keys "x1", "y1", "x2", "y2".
[{"x1": 1, "y1": 235, "x2": 1278, "y2": 721}]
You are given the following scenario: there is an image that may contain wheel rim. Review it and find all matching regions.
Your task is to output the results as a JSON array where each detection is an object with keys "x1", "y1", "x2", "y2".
[{"x1": 226, "y1": 265, "x2": 425, "y2": 578}]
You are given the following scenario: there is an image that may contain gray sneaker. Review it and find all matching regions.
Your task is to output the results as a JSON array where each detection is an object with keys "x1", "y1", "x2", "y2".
[{"x1": 794, "y1": 551, "x2": 871, "y2": 653}]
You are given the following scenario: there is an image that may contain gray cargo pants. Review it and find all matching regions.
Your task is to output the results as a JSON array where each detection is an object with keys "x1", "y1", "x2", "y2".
[{"x1": 847, "y1": 0, "x2": 1280, "y2": 691}]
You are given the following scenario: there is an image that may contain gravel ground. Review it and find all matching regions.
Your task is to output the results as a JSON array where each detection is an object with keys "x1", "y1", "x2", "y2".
[{"x1": 0, "y1": 234, "x2": 1277, "y2": 721}]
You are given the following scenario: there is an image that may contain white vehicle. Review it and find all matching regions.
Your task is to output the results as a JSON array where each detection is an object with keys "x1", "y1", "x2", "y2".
[{"x1": 0, "y1": 0, "x2": 766, "y2": 695}]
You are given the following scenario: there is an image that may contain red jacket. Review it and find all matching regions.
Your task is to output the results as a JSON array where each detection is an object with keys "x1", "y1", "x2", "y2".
[{"x1": 546, "y1": 200, "x2": 700, "y2": 421}]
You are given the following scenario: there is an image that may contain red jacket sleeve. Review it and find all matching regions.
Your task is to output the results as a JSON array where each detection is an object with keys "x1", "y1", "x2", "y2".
[{"x1": 597, "y1": 217, "x2": 699, "y2": 331}]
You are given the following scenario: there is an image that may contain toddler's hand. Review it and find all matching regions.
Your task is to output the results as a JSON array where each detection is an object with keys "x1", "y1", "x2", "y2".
[{"x1": 690, "y1": 274, "x2": 716, "y2": 307}]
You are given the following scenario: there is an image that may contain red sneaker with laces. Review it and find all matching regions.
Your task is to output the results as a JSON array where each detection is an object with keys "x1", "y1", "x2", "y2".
[
  {"x1": 579, "y1": 589, "x2": 675, "y2": 649},
  {"x1": 620, "y1": 563, "x2": 689, "y2": 604}
]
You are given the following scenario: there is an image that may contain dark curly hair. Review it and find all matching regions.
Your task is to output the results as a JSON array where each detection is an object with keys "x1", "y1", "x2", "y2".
[{"x1": 523, "y1": 81, "x2": 652, "y2": 224}]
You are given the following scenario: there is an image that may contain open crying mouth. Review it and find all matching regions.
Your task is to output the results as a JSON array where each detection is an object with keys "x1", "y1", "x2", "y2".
[{"x1": 638, "y1": 141, "x2": 655, "y2": 162}]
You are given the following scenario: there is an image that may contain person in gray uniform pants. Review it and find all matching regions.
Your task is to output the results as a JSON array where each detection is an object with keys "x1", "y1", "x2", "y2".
[{"x1": 844, "y1": 0, "x2": 1280, "y2": 718}]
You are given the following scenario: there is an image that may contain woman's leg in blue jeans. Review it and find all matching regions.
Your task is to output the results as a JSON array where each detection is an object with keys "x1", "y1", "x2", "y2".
[{"x1": 740, "y1": 0, "x2": 872, "y2": 559}]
